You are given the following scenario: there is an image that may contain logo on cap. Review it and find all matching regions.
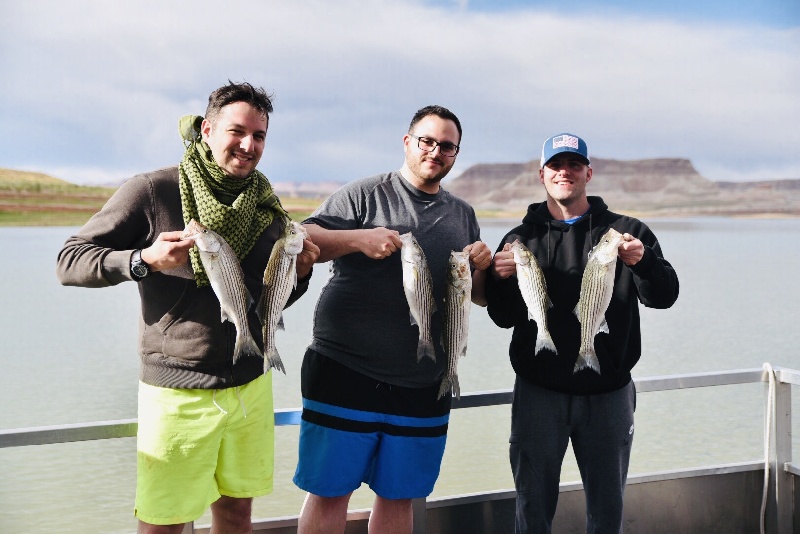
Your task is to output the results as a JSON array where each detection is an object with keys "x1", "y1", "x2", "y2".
[{"x1": 552, "y1": 135, "x2": 579, "y2": 150}]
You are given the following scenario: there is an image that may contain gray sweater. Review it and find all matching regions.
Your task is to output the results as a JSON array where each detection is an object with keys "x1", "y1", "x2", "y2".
[{"x1": 56, "y1": 166, "x2": 310, "y2": 389}]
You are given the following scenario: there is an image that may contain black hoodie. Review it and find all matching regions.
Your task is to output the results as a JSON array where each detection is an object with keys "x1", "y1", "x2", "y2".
[{"x1": 486, "y1": 197, "x2": 679, "y2": 395}]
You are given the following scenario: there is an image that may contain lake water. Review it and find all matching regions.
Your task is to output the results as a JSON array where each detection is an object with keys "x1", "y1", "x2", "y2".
[{"x1": 1, "y1": 218, "x2": 799, "y2": 532}]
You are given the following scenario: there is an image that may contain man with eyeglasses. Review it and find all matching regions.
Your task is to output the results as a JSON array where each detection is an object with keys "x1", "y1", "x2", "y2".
[
  {"x1": 294, "y1": 105, "x2": 492, "y2": 533},
  {"x1": 486, "y1": 133, "x2": 679, "y2": 533}
]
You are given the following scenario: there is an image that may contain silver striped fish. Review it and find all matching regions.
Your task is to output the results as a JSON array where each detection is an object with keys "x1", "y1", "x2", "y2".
[
  {"x1": 399, "y1": 232, "x2": 437, "y2": 362},
  {"x1": 512, "y1": 240, "x2": 557, "y2": 356},
  {"x1": 183, "y1": 219, "x2": 262, "y2": 364},
  {"x1": 573, "y1": 228, "x2": 625, "y2": 374},
  {"x1": 258, "y1": 221, "x2": 307, "y2": 375},
  {"x1": 438, "y1": 251, "x2": 472, "y2": 399}
]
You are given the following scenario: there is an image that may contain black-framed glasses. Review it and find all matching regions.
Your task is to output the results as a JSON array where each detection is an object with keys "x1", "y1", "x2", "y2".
[{"x1": 410, "y1": 135, "x2": 460, "y2": 157}]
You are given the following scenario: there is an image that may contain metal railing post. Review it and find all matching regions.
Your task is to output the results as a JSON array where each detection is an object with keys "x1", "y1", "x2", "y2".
[
  {"x1": 411, "y1": 497, "x2": 427, "y2": 534},
  {"x1": 769, "y1": 376, "x2": 793, "y2": 534}
]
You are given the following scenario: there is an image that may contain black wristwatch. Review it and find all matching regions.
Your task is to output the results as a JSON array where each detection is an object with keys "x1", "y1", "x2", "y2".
[{"x1": 130, "y1": 249, "x2": 150, "y2": 279}]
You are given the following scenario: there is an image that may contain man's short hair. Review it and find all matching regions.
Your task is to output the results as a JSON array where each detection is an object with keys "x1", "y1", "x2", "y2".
[
  {"x1": 205, "y1": 81, "x2": 274, "y2": 124},
  {"x1": 408, "y1": 105, "x2": 462, "y2": 142}
]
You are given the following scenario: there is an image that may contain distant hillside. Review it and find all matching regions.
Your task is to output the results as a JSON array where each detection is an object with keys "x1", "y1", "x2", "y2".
[
  {"x1": 0, "y1": 169, "x2": 117, "y2": 226},
  {"x1": 444, "y1": 158, "x2": 800, "y2": 217},
  {"x1": 0, "y1": 168, "x2": 326, "y2": 226}
]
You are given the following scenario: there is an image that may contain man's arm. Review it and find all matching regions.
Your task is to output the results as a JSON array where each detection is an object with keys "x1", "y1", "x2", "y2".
[
  {"x1": 56, "y1": 177, "x2": 156, "y2": 287},
  {"x1": 303, "y1": 223, "x2": 403, "y2": 263}
]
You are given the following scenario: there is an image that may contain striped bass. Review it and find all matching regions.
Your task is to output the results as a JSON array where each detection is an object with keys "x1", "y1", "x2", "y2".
[
  {"x1": 512, "y1": 240, "x2": 557, "y2": 356},
  {"x1": 438, "y1": 251, "x2": 472, "y2": 399},
  {"x1": 183, "y1": 219, "x2": 262, "y2": 364},
  {"x1": 573, "y1": 228, "x2": 625, "y2": 374},
  {"x1": 258, "y1": 221, "x2": 307, "y2": 374},
  {"x1": 399, "y1": 232, "x2": 437, "y2": 362}
]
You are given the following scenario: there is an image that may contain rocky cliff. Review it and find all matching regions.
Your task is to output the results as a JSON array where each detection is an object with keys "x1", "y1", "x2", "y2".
[{"x1": 443, "y1": 158, "x2": 800, "y2": 216}]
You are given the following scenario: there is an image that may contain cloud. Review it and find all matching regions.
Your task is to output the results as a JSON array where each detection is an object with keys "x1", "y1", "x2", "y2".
[{"x1": 1, "y1": 0, "x2": 798, "y2": 185}]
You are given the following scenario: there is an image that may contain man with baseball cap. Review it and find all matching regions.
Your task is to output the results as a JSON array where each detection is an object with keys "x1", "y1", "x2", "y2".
[{"x1": 485, "y1": 133, "x2": 679, "y2": 532}]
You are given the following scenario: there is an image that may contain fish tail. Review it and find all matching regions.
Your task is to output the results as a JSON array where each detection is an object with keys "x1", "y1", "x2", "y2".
[
  {"x1": 417, "y1": 338, "x2": 437, "y2": 362},
  {"x1": 234, "y1": 334, "x2": 263, "y2": 364},
  {"x1": 264, "y1": 348, "x2": 286, "y2": 375},
  {"x1": 573, "y1": 348, "x2": 601, "y2": 375},
  {"x1": 535, "y1": 330, "x2": 558, "y2": 356},
  {"x1": 438, "y1": 374, "x2": 460, "y2": 400}
]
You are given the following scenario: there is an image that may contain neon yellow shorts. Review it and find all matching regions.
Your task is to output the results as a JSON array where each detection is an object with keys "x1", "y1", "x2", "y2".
[{"x1": 134, "y1": 373, "x2": 274, "y2": 525}]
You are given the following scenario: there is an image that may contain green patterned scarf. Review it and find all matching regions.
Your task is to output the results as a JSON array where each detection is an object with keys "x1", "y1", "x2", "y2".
[{"x1": 178, "y1": 115, "x2": 288, "y2": 287}]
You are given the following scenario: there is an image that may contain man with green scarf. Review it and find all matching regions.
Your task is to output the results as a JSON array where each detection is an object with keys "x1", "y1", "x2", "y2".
[{"x1": 57, "y1": 81, "x2": 319, "y2": 533}]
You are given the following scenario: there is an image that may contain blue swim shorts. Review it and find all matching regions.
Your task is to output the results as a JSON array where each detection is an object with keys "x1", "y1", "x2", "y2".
[{"x1": 293, "y1": 350, "x2": 451, "y2": 500}]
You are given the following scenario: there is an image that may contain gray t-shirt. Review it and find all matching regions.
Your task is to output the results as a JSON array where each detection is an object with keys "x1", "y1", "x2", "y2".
[{"x1": 304, "y1": 171, "x2": 481, "y2": 387}]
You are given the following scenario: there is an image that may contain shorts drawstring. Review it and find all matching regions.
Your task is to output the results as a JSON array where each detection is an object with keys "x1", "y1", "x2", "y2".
[
  {"x1": 235, "y1": 387, "x2": 247, "y2": 418},
  {"x1": 212, "y1": 387, "x2": 247, "y2": 418},
  {"x1": 212, "y1": 390, "x2": 228, "y2": 415}
]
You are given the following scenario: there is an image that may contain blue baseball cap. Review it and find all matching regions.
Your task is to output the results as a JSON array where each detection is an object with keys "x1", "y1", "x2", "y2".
[{"x1": 540, "y1": 133, "x2": 590, "y2": 166}]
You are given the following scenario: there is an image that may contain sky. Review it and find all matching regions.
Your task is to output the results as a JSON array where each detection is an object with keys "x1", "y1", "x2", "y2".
[{"x1": 1, "y1": 0, "x2": 798, "y2": 186}]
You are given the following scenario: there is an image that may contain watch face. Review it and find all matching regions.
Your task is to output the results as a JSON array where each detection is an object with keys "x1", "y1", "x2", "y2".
[{"x1": 132, "y1": 263, "x2": 148, "y2": 278}]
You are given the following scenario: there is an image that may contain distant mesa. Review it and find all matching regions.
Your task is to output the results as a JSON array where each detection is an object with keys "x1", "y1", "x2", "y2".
[
  {"x1": 3, "y1": 160, "x2": 800, "y2": 218},
  {"x1": 443, "y1": 158, "x2": 800, "y2": 217}
]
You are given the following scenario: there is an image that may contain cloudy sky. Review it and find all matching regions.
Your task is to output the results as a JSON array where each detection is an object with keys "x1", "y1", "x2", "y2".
[{"x1": 1, "y1": 0, "x2": 798, "y2": 186}]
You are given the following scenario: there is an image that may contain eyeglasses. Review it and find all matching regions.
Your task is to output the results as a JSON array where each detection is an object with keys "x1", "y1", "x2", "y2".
[{"x1": 410, "y1": 135, "x2": 460, "y2": 157}]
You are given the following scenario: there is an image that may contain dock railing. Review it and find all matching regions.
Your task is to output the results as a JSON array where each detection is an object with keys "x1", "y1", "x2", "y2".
[{"x1": 1, "y1": 365, "x2": 797, "y2": 534}]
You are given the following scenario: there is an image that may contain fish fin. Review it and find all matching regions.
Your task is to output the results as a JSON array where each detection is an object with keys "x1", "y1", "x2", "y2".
[
  {"x1": 573, "y1": 302, "x2": 580, "y2": 318},
  {"x1": 417, "y1": 338, "x2": 436, "y2": 363},
  {"x1": 535, "y1": 331, "x2": 558, "y2": 356},
  {"x1": 233, "y1": 334, "x2": 263, "y2": 364},
  {"x1": 264, "y1": 348, "x2": 286, "y2": 375},
  {"x1": 438, "y1": 374, "x2": 460, "y2": 400},
  {"x1": 597, "y1": 317, "x2": 609, "y2": 335},
  {"x1": 255, "y1": 289, "x2": 267, "y2": 324},
  {"x1": 277, "y1": 314, "x2": 285, "y2": 331},
  {"x1": 220, "y1": 308, "x2": 232, "y2": 324},
  {"x1": 573, "y1": 349, "x2": 601, "y2": 375},
  {"x1": 409, "y1": 311, "x2": 419, "y2": 327}
]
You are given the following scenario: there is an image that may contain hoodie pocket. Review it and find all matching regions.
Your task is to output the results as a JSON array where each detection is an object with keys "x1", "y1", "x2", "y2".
[{"x1": 142, "y1": 282, "x2": 230, "y2": 365}]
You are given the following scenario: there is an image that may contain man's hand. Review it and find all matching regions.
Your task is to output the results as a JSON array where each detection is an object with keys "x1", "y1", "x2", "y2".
[
  {"x1": 491, "y1": 242, "x2": 516, "y2": 279},
  {"x1": 140, "y1": 231, "x2": 196, "y2": 272},
  {"x1": 618, "y1": 233, "x2": 644, "y2": 266},
  {"x1": 360, "y1": 227, "x2": 403, "y2": 260},
  {"x1": 296, "y1": 238, "x2": 320, "y2": 279},
  {"x1": 464, "y1": 241, "x2": 492, "y2": 271}
]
